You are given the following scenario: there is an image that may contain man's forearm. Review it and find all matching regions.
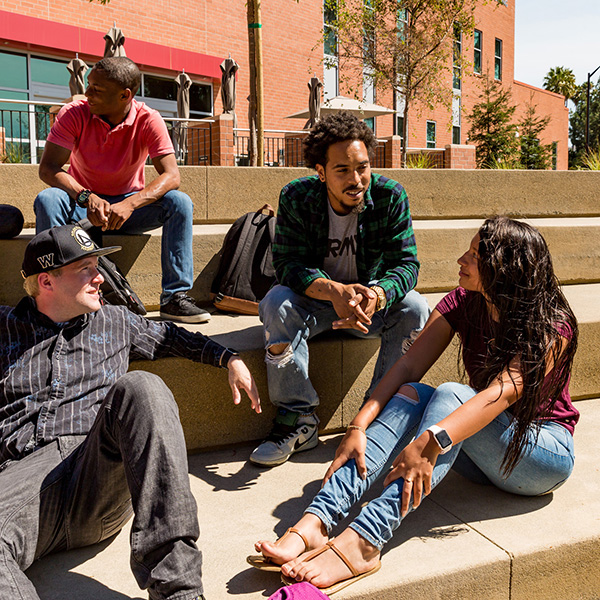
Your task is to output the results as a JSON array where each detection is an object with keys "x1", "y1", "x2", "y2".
[
  {"x1": 304, "y1": 277, "x2": 340, "y2": 303},
  {"x1": 124, "y1": 171, "x2": 179, "y2": 210},
  {"x1": 39, "y1": 165, "x2": 85, "y2": 200}
]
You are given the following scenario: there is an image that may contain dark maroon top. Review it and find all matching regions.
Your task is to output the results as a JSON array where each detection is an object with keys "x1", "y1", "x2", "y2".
[{"x1": 435, "y1": 287, "x2": 578, "y2": 434}]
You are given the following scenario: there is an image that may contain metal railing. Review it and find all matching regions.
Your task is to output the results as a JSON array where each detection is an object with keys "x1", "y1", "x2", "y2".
[
  {"x1": 0, "y1": 99, "x2": 62, "y2": 164},
  {"x1": 234, "y1": 129, "x2": 306, "y2": 166},
  {"x1": 0, "y1": 99, "x2": 215, "y2": 166}
]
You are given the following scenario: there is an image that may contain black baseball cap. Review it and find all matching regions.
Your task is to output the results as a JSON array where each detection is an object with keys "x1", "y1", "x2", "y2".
[{"x1": 21, "y1": 224, "x2": 121, "y2": 278}]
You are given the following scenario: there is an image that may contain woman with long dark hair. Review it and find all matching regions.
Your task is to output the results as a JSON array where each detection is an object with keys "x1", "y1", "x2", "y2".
[{"x1": 248, "y1": 216, "x2": 579, "y2": 595}]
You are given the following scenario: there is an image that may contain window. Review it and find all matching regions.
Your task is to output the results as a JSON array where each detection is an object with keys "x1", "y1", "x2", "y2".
[
  {"x1": 397, "y1": 115, "x2": 405, "y2": 139},
  {"x1": 495, "y1": 38, "x2": 503, "y2": 81},
  {"x1": 453, "y1": 126, "x2": 461, "y2": 145},
  {"x1": 0, "y1": 50, "x2": 72, "y2": 163},
  {"x1": 363, "y1": 70, "x2": 375, "y2": 132},
  {"x1": 552, "y1": 142, "x2": 558, "y2": 170},
  {"x1": 473, "y1": 30, "x2": 482, "y2": 75},
  {"x1": 323, "y1": 0, "x2": 339, "y2": 99},
  {"x1": 453, "y1": 24, "x2": 462, "y2": 91},
  {"x1": 363, "y1": 0, "x2": 376, "y2": 61},
  {"x1": 137, "y1": 74, "x2": 212, "y2": 118},
  {"x1": 426, "y1": 121, "x2": 436, "y2": 148},
  {"x1": 397, "y1": 7, "x2": 407, "y2": 40}
]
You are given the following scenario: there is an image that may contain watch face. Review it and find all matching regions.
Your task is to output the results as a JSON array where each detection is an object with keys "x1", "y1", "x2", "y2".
[{"x1": 435, "y1": 429, "x2": 453, "y2": 450}]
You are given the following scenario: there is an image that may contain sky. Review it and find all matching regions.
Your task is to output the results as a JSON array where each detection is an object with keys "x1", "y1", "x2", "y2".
[{"x1": 514, "y1": 0, "x2": 600, "y2": 89}]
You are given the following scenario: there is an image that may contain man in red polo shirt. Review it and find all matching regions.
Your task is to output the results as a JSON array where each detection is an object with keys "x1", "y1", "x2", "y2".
[{"x1": 34, "y1": 57, "x2": 209, "y2": 323}]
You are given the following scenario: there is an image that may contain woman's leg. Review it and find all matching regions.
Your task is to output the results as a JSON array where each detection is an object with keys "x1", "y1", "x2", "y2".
[
  {"x1": 282, "y1": 382, "x2": 475, "y2": 589},
  {"x1": 257, "y1": 384, "x2": 435, "y2": 564},
  {"x1": 461, "y1": 416, "x2": 574, "y2": 495}
]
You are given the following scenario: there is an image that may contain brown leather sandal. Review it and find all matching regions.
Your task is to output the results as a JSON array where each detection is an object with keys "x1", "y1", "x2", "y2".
[
  {"x1": 280, "y1": 540, "x2": 381, "y2": 595},
  {"x1": 246, "y1": 527, "x2": 310, "y2": 572}
]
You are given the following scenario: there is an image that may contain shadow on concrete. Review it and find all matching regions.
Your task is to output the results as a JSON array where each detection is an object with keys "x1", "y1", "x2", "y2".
[
  {"x1": 187, "y1": 436, "x2": 341, "y2": 495},
  {"x1": 27, "y1": 535, "x2": 144, "y2": 600}
]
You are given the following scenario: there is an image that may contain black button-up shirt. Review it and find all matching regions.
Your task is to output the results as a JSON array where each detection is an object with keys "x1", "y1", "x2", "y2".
[{"x1": 0, "y1": 297, "x2": 234, "y2": 467}]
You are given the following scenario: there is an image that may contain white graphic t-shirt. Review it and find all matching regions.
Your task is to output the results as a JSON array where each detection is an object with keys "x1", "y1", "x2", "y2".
[{"x1": 323, "y1": 201, "x2": 358, "y2": 283}]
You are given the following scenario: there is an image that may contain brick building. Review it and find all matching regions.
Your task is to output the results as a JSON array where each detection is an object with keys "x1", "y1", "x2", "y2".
[{"x1": 0, "y1": 0, "x2": 568, "y2": 168}]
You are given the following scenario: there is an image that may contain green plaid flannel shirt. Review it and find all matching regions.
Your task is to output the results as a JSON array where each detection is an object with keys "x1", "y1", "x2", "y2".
[{"x1": 273, "y1": 173, "x2": 420, "y2": 307}]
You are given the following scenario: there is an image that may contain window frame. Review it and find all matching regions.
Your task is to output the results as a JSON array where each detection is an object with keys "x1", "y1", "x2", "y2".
[
  {"x1": 474, "y1": 29, "x2": 482, "y2": 75},
  {"x1": 495, "y1": 38, "x2": 503, "y2": 81},
  {"x1": 426, "y1": 120, "x2": 436, "y2": 149}
]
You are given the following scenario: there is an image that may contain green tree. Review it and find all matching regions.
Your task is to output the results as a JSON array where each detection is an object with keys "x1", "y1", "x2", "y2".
[
  {"x1": 518, "y1": 101, "x2": 551, "y2": 170},
  {"x1": 466, "y1": 73, "x2": 518, "y2": 168},
  {"x1": 324, "y1": 0, "x2": 502, "y2": 165},
  {"x1": 543, "y1": 66, "x2": 578, "y2": 105},
  {"x1": 569, "y1": 77, "x2": 600, "y2": 166}
]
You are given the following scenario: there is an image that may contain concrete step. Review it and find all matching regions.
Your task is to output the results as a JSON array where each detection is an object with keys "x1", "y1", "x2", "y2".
[
  {"x1": 130, "y1": 284, "x2": 599, "y2": 451},
  {"x1": 4, "y1": 165, "x2": 600, "y2": 227},
  {"x1": 25, "y1": 397, "x2": 600, "y2": 599},
  {"x1": 2, "y1": 217, "x2": 600, "y2": 309}
]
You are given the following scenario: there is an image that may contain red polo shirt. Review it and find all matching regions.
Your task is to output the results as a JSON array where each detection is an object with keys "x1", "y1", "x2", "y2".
[{"x1": 47, "y1": 99, "x2": 174, "y2": 195}]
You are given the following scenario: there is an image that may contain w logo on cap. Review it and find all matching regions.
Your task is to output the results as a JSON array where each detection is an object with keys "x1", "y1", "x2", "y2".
[{"x1": 37, "y1": 253, "x2": 55, "y2": 269}]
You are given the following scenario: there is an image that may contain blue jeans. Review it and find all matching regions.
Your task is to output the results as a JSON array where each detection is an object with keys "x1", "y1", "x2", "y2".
[
  {"x1": 0, "y1": 371, "x2": 203, "y2": 600},
  {"x1": 34, "y1": 187, "x2": 194, "y2": 305},
  {"x1": 306, "y1": 382, "x2": 575, "y2": 550},
  {"x1": 258, "y1": 285, "x2": 430, "y2": 414}
]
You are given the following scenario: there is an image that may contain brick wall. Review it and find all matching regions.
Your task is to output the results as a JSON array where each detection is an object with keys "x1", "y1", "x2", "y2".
[{"x1": 0, "y1": 0, "x2": 568, "y2": 168}]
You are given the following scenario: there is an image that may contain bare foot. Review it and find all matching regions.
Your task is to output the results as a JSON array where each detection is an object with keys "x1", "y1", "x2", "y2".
[
  {"x1": 281, "y1": 528, "x2": 380, "y2": 589},
  {"x1": 254, "y1": 514, "x2": 328, "y2": 565}
]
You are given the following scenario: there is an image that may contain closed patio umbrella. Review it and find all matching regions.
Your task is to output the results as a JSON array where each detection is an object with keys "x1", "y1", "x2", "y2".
[
  {"x1": 67, "y1": 56, "x2": 88, "y2": 96},
  {"x1": 103, "y1": 25, "x2": 126, "y2": 58},
  {"x1": 174, "y1": 71, "x2": 192, "y2": 163},
  {"x1": 286, "y1": 95, "x2": 394, "y2": 121},
  {"x1": 304, "y1": 76, "x2": 323, "y2": 129},
  {"x1": 220, "y1": 56, "x2": 239, "y2": 132}
]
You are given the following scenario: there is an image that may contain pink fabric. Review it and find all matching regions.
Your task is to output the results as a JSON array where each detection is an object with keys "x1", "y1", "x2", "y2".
[
  {"x1": 435, "y1": 287, "x2": 579, "y2": 433},
  {"x1": 268, "y1": 582, "x2": 330, "y2": 600},
  {"x1": 47, "y1": 99, "x2": 174, "y2": 195}
]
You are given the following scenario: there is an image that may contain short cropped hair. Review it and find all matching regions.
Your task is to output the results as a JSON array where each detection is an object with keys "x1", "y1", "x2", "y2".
[
  {"x1": 23, "y1": 267, "x2": 63, "y2": 298},
  {"x1": 303, "y1": 111, "x2": 378, "y2": 169},
  {"x1": 93, "y1": 57, "x2": 141, "y2": 96}
]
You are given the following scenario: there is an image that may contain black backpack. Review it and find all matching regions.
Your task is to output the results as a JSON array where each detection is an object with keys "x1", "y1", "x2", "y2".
[
  {"x1": 78, "y1": 219, "x2": 147, "y2": 316},
  {"x1": 210, "y1": 204, "x2": 276, "y2": 315}
]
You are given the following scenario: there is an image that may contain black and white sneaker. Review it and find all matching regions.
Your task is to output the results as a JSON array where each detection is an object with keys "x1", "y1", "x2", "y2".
[
  {"x1": 249, "y1": 409, "x2": 319, "y2": 467},
  {"x1": 160, "y1": 292, "x2": 211, "y2": 324}
]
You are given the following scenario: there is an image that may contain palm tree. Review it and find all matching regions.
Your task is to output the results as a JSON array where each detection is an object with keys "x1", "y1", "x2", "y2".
[{"x1": 543, "y1": 66, "x2": 578, "y2": 105}]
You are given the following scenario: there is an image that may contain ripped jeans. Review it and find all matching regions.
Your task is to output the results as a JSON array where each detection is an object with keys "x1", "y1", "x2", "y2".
[
  {"x1": 305, "y1": 382, "x2": 575, "y2": 550},
  {"x1": 258, "y1": 285, "x2": 430, "y2": 414}
]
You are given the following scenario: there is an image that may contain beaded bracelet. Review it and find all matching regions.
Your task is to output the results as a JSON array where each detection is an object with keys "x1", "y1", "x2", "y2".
[{"x1": 347, "y1": 424, "x2": 367, "y2": 435}]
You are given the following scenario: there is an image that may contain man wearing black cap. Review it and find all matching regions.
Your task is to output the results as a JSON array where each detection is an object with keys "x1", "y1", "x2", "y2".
[{"x1": 0, "y1": 224, "x2": 260, "y2": 600}]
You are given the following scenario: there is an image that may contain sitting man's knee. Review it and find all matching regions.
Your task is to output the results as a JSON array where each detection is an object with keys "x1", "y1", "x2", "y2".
[{"x1": 265, "y1": 342, "x2": 294, "y2": 366}]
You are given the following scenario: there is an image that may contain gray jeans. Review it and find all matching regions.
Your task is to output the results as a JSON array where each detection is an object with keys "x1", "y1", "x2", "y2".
[{"x1": 0, "y1": 371, "x2": 203, "y2": 600}]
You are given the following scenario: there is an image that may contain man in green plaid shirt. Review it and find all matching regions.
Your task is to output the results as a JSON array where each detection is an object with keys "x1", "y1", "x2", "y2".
[{"x1": 250, "y1": 112, "x2": 429, "y2": 467}]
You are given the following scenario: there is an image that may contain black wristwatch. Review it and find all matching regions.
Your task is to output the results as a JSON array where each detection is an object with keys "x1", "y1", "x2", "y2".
[{"x1": 76, "y1": 189, "x2": 92, "y2": 208}]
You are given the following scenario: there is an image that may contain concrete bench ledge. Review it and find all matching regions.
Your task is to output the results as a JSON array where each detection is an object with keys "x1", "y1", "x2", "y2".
[
  {"x1": 25, "y1": 397, "x2": 600, "y2": 599},
  {"x1": 2, "y1": 217, "x2": 600, "y2": 308},
  {"x1": 132, "y1": 285, "x2": 599, "y2": 451}
]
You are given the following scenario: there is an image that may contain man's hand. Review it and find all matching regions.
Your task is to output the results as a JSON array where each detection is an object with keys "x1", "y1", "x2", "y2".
[
  {"x1": 86, "y1": 193, "x2": 112, "y2": 230},
  {"x1": 106, "y1": 197, "x2": 137, "y2": 230},
  {"x1": 332, "y1": 287, "x2": 378, "y2": 333},
  {"x1": 329, "y1": 282, "x2": 376, "y2": 324},
  {"x1": 227, "y1": 356, "x2": 261, "y2": 413}
]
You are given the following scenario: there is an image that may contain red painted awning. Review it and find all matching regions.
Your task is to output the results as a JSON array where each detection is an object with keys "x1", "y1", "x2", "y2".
[{"x1": 0, "y1": 10, "x2": 223, "y2": 80}]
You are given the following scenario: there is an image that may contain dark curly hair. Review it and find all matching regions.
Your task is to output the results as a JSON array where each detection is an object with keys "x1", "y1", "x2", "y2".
[
  {"x1": 92, "y1": 57, "x2": 141, "y2": 96},
  {"x1": 466, "y1": 216, "x2": 578, "y2": 476},
  {"x1": 303, "y1": 111, "x2": 378, "y2": 169}
]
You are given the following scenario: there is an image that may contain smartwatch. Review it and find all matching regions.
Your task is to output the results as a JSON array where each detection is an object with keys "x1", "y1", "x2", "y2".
[
  {"x1": 76, "y1": 189, "x2": 92, "y2": 208},
  {"x1": 427, "y1": 425, "x2": 453, "y2": 454}
]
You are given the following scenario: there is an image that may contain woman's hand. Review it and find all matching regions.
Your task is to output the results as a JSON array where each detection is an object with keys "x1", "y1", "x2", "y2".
[
  {"x1": 322, "y1": 428, "x2": 368, "y2": 486},
  {"x1": 383, "y1": 432, "x2": 440, "y2": 516}
]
